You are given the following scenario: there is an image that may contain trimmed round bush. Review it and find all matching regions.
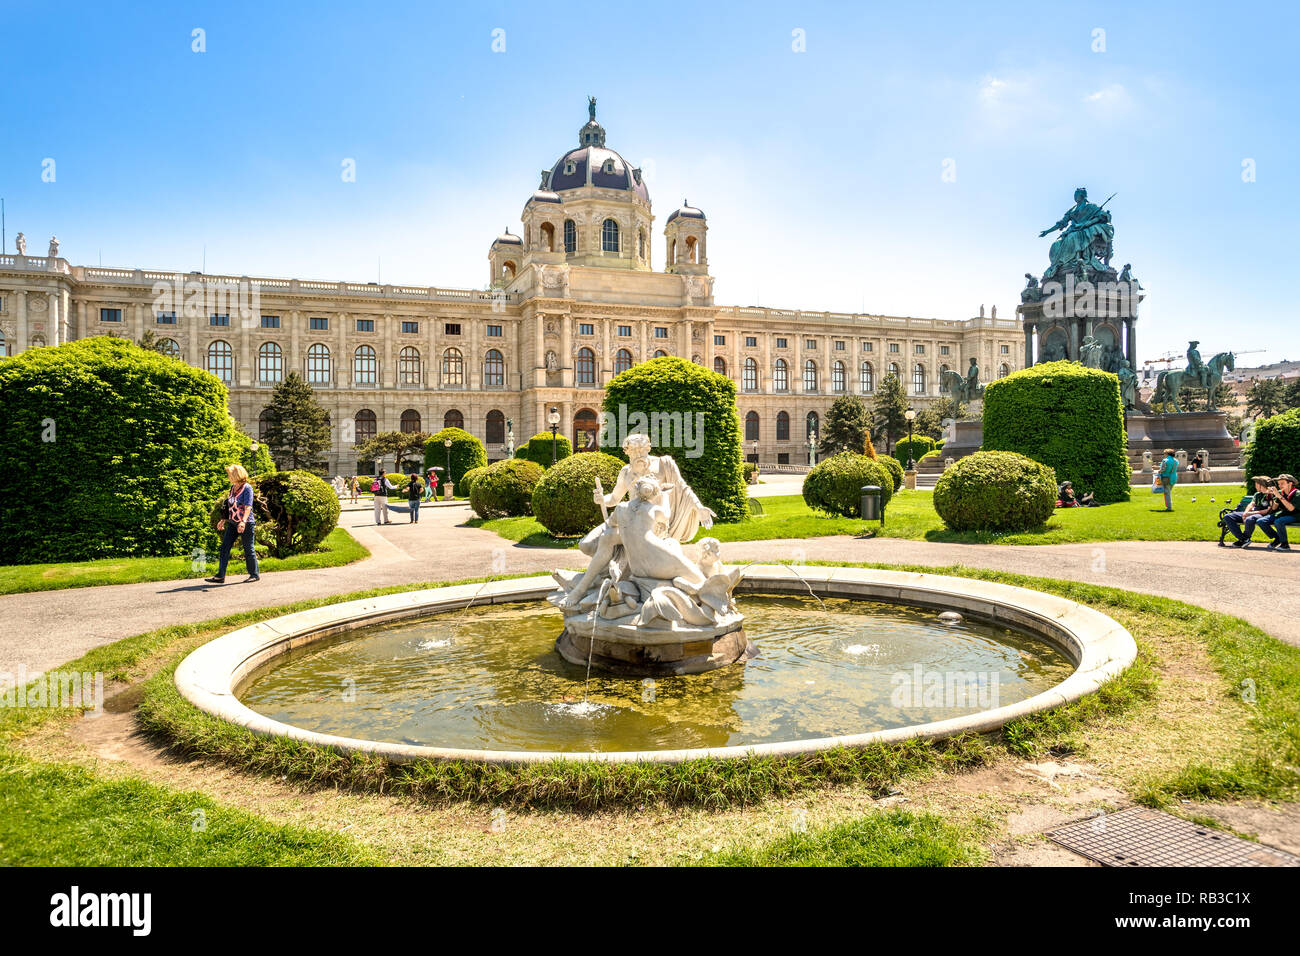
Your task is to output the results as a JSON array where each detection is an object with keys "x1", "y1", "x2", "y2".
[
  {"x1": 983, "y1": 361, "x2": 1130, "y2": 503},
  {"x1": 600, "y1": 356, "x2": 748, "y2": 522},
  {"x1": 469, "y1": 458, "x2": 545, "y2": 519},
  {"x1": 0, "y1": 336, "x2": 242, "y2": 563},
  {"x1": 1243, "y1": 408, "x2": 1300, "y2": 488},
  {"x1": 894, "y1": 435, "x2": 935, "y2": 466},
  {"x1": 802, "y1": 452, "x2": 895, "y2": 517},
  {"x1": 459, "y1": 465, "x2": 489, "y2": 498},
  {"x1": 424, "y1": 427, "x2": 487, "y2": 489},
  {"x1": 515, "y1": 431, "x2": 572, "y2": 468},
  {"x1": 876, "y1": 455, "x2": 904, "y2": 491},
  {"x1": 232, "y1": 469, "x2": 341, "y2": 558},
  {"x1": 532, "y1": 452, "x2": 625, "y2": 536},
  {"x1": 932, "y1": 451, "x2": 1057, "y2": 532}
]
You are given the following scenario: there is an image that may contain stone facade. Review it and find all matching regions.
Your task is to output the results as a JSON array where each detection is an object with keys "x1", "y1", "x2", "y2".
[{"x1": 0, "y1": 108, "x2": 1022, "y2": 472}]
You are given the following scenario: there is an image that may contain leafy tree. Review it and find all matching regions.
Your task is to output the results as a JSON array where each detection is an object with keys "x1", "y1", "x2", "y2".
[
  {"x1": 261, "y1": 371, "x2": 332, "y2": 470},
  {"x1": 136, "y1": 329, "x2": 175, "y2": 355},
  {"x1": 870, "y1": 372, "x2": 909, "y2": 455},
  {"x1": 1246, "y1": 378, "x2": 1287, "y2": 419},
  {"x1": 1285, "y1": 378, "x2": 1300, "y2": 411},
  {"x1": 914, "y1": 396, "x2": 968, "y2": 441},
  {"x1": 818, "y1": 395, "x2": 872, "y2": 456},
  {"x1": 355, "y1": 430, "x2": 429, "y2": 471}
]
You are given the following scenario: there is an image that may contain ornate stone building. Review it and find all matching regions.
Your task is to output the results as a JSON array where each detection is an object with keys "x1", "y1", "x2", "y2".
[{"x1": 0, "y1": 104, "x2": 1022, "y2": 472}]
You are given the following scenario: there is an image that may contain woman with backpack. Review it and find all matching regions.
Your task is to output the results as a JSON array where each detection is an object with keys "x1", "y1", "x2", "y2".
[
  {"x1": 371, "y1": 473, "x2": 396, "y2": 524},
  {"x1": 206, "y1": 464, "x2": 259, "y2": 585}
]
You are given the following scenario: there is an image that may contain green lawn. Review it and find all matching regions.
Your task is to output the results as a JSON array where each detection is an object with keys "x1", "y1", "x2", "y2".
[
  {"x1": 470, "y1": 486, "x2": 1234, "y2": 548},
  {"x1": 0, "y1": 527, "x2": 369, "y2": 595}
]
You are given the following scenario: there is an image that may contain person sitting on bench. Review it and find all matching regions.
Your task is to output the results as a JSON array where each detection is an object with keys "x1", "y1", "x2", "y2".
[{"x1": 1224, "y1": 476, "x2": 1274, "y2": 548}]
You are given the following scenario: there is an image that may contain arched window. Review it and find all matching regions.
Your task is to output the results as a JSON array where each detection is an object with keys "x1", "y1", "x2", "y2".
[
  {"x1": 743, "y1": 357, "x2": 758, "y2": 392},
  {"x1": 158, "y1": 337, "x2": 181, "y2": 359},
  {"x1": 653, "y1": 349, "x2": 668, "y2": 359},
  {"x1": 576, "y1": 347, "x2": 596, "y2": 385},
  {"x1": 861, "y1": 361, "x2": 874, "y2": 393},
  {"x1": 714, "y1": 356, "x2": 727, "y2": 377},
  {"x1": 354, "y1": 409, "x2": 377, "y2": 445},
  {"x1": 803, "y1": 359, "x2": 818, "y2": 393},
  {"x1": 638, "y1": 230, "x2": 646, "y2": 259},
  {"x1": 888, "y1": 362, "x2": 900, "y2": 380},
  {"x1": 399, "y1": 346, "x2": 421, "y2": 385},
  {"x1": 0, "y1": 329, "x2": 7, "y2": 357},
  {"x1": 685, "y1": 235, "x2": 698, "y2": 263},
  {"x1": 806, "y1": 411, "x2": 820, "y2": 439},
  {"x1": 501, "y1": 260, "x2": 517, "y2": 280},
  {"x1": 668, "y1": 239, "x2": 676, "y2": 265},
  {"x1": 774, "y1": 358, "x2": 789, "y2": 392},
  {"x1": 1000, "y1": 363, "x2": 1010, "y2": 378},
  {"x1": 601, "y1": 218, "x2": 619, "y2": 253},
  {"x1": 913, "y1": 363, "x2": 926, "y2": 395},
  {"x1": 574, "y1": 408, "x2": 599, "y2": 450},
  {"x1": 744, "y1": 410, "x2": 760, "y2": 442},
  {"x1": 305, "y1": 343, "x2": 331, "y2": 384},
  {"x1": 540, "y1": 222, "x2": 555, "y2": 252},
  {"x1": 486, "y1": 410, "x2": 506, "y2": 444},
  {"x1": 614, "y1": 348, "x2": 633, "y2": 374},
  {"x1": 832, "y1": 360, "x2": 846, "y2": 393},
  {"x1": 563, "y1": 219, "x2": 576, "y2": 254},
  {"x1": 354, "y1": 344, "x2": 377, "y2": 385},
  {"x1": 442, "y1": 348, "x2": 464, "y2": 386},
  {"x1": 206, "y1": 340, "x2": 233, "y2": 382},
  {"x1": 257, "y1": 342, "x2": 282, "y2": 383},
  {"x1": 776, "y1": 410, "x2": 790, "y2": 441},
  {"x1": 483, "y1": 349, "x2": 504, "y2": 388},
  {"x1": 443, "y1": 409, "x2": 464, "y2": 430},
  {"x1": 400, "y1": 409, "x2": 421, "y2": 434},
  {"x1": 258, "y1": 407, "x2": 271, "y2": 440}
]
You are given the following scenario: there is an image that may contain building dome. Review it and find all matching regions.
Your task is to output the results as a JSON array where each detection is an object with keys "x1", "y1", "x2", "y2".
[
  {"x1": 541, "y1": 99, "x2": 649, "y2": 202},
  {"x1": 492, "y1": 229, "x2": 522, "y2": 246},
  {"x1": 666, "y1": 200, "x2": 705, "y2": 224}
]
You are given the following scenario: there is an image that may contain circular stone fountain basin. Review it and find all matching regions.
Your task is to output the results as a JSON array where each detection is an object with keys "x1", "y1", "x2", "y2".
[{"x1": 174, "y1": 567, "x2": 1136, "y2": 764}]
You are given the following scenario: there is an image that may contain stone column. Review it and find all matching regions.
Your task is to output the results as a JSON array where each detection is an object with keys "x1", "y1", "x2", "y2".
[
  {"x1": 560, "y1": 314, "x2": 573, "y2": 388},
  {"x1": 1024, "y1": 324, "x2": 1034, "y2": 367},
  {"x1": 1125, "y1": 317, "x2": 1137, "y2": 366},
  {"x1": 47, "y1": 293, "x2": 60, "y2": 345},
  {"x1": 16, "y1": 291, "x2": 27, "y2": 351}
]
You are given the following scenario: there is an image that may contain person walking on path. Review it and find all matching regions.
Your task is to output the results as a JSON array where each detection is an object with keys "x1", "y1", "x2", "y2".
[
  {"x1": 1155, "y1": 448, "x2": 1179, "y2": 512},
  {"x1": 206, "y1": 464, "x2": 259, "y2": 584},
  {"x1": 349, "y1": 476, "x2": 359, "y2": 504},
  {"x1": 372, "y1": 473, "x2": 397, "y2": 524},
  {"x1": 1259, "y1": 473, "x2": 1298, "y2": 552},
  {"x1": 425, "y1": 468, "x2": 439, "y2": 501},
  {"x1": 407, "y1": 473, "x2": 423, "y2": 523}
]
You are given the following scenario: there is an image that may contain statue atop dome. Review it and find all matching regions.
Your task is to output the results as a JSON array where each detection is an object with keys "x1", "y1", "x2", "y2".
[{"x1": 588, "y1": 95, "x2": 597, "y2": 122}]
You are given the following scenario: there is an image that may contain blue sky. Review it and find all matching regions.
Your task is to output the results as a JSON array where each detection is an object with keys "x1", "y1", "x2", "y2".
[{"x1": 2, "y1": 1, "x2": 1297, "y2": 366}]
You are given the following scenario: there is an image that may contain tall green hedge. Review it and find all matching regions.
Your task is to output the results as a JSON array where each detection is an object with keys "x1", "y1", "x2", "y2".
[
  {"x1": 1243, "y1": 408, "x2": 1300, "y2": 487},
  {"x1": 600, "y1": 356, "x2": 748, "y2": 522},
  {"x1": 515, "y1": 431, "x2": 572, "y2": 468},
  {"x1": 894, "y1": 435, "x2": 936, "y2": 466},
  {"x1": 982, "y1": 360, "x2": 1131, "y2": 503},
  {"x1": 423, "y1": 427, "x2": 486, "y2": 488},
  {"x1": 238, "y1": 432, "x2": 276, "y2": 478},
  {"x1": 0, "y1": 336, "x2": 242, "y2": 563}
]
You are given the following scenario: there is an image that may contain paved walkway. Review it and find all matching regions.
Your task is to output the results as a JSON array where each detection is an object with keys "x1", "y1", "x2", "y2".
[{"x1": 2, "y1": 503, "x2": 1297, "y2": 686}]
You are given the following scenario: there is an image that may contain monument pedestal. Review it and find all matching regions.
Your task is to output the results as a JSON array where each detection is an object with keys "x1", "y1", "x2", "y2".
[
  {"x1": 1124, "y1": 411, "x2": 1232, "y2": 451},
  {"x1": 940, "y1": 419, "x2": 984, "y2": 461}
]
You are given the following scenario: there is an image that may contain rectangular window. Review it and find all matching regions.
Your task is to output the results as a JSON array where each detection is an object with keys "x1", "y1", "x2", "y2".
[
  {"x1": 745, "y1": 336, "x2": 757, "y2": 347},
  {"x1": 1000, "y1": 344, "x2": 1010, "y2": 354},
  {"x1": 261, "y1": 315, "x2": 280, "y2": 329},
  {"x1": 487, "y1": 324, "x2": 503, "y2": 337},
  {"x1": 309, "y1": 317, "x2": 328, "y2": 331},
  {"x1": 915, "y1": 344, "x2": 925, "y2": 354},
  {"x1": 889, "y1": 343, "x2": 900, "y2": 353},
  {"x1": 209, "y1": 313, "x2": 230, "y2": 327},
  {"x1": 862, "y1": 342, "x2": 873, "y2": 352},
  {"x1": 401, "y1": 321, "x2": 419, "y2": 334},
  {"x1": 805, "y1": 339, "x2": 817, "y2": 350},
  {"x1": 714, "y1": 335, "x2": 725, "y2": 346},
  {"x1": 775, "y1": 337, "x2": 788, "y2": 349},
  {"x1": 445, "y1": 323, "x2": 461, "y2": 335},
  {"x1": 654, "y1": 327, "x2": 669, "y2": 339},
  {"x1": 356, "y1": 319, "x2": 375, "y2": 332},
  {"x1": 618, "y1": 325, "x2": 632, "y2": 337},
  {"x1": 579, "y1": 323, "x2": 594, "y2": 336},
  {"x1": 156, "y1": 311, "x2": 176, "y2": 325},
  {"x1": 835, "y1": 341, "x2": 845, "y2": 350},
  {"x1": 777, "y1": 453, "x2": 790, "y2": 465},
  {"x1": 100, "y1": 308, "x2": 122, "y2": 323},
  {"x1": 940, "y1": 345, "x2": 950, "y2": 356}
]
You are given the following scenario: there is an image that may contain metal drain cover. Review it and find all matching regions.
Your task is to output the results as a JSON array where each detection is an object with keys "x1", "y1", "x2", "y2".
[{"x1": 1048, "y1": 807, "x2": 1300, "y2": 867}]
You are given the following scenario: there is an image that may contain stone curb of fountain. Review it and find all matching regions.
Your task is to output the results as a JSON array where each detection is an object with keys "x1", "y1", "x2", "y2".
[{"x1": 173, "y1": 567, "x2": 1136, "y2": 765}]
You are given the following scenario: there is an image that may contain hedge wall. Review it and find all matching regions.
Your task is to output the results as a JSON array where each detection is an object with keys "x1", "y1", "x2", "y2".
[
  {"x1": 982, "y1": 360, "x2": 1131, "y2": 503},
  {"x1": 423, "y1": 427, "x2": 486, "y2": 488},
  {"x1": 1243, "y1": 408, "x2": 1300, "y2": 487},
  {"x1": 515, "y1": 431, "x2": 572, "y2": 468},
  {"x1": 0, "y1": 336, "x2": 242, "y2": 563},
  {"x1": 600, "y1": 356, "x2": 748, "y2": 523}
]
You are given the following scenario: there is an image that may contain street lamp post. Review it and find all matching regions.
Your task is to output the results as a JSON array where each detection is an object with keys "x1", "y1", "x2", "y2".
[
  {"x1": 547, "y1": 407, "x2": 560, "y2": 465},
  {"x1": 904, "y1": 407, "x2": 916, "y2": 470},
  {"x1": 443, "y1": 437, "x2": 452, "y2": 487}
]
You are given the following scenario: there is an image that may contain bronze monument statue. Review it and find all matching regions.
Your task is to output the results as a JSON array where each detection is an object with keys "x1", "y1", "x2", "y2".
[{"x1": 1038, "y1": 187, "x2": 1115, "y2": 281}]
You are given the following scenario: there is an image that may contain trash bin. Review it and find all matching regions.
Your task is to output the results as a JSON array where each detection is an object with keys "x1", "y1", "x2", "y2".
[{"x1": 860, "y1": 485, "x2": 884, "y2": 525}]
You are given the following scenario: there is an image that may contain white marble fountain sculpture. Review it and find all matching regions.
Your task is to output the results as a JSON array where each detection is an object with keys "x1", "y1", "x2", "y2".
[{"x1": 550, "y1": 434, "x2": 755, "y2": 675}]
